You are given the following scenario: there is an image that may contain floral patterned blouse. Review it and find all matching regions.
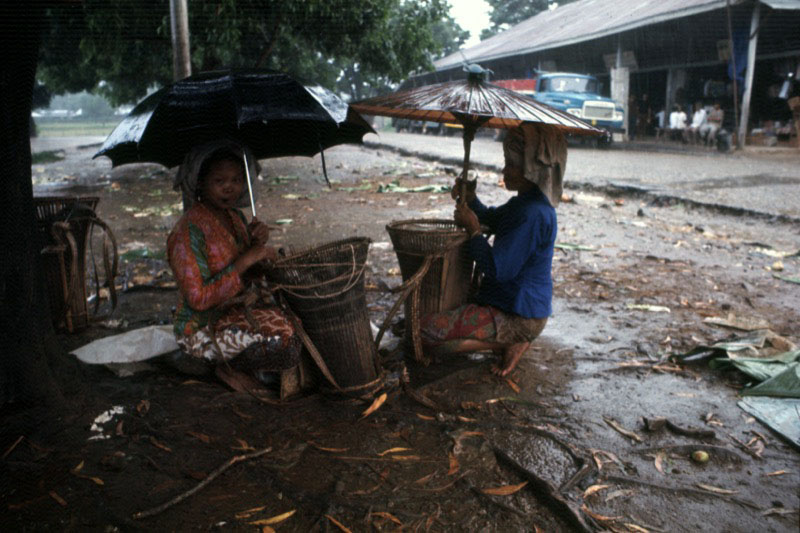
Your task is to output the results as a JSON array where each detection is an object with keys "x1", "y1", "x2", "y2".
[{"x1": 167, "y1": 203, "x2": 251, "y2": 337}]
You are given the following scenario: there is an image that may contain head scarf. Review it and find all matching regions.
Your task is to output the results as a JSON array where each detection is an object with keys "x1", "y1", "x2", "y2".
[
  {"x1": 173, "y1": 139, "x2": 261, "y2": 210},
  {"x1": 502, "y1": 124, "x2": 568, "y2": 208}
]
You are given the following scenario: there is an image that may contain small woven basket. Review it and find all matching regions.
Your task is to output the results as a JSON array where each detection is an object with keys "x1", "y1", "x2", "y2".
[{"x1": 267, "y1": 237, "x2": 380, "y2": 391}]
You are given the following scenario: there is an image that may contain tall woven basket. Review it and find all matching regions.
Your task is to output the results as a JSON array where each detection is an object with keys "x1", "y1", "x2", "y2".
[
  {"x1": 267, "y1": 237, "x2": 381, "y2": 392},
  {"x1": 34, "y1": 196, "x2": 100, "y2": 332},
  {"x1": 386, "y1": 218, "x2": 474, "y2": 328}
]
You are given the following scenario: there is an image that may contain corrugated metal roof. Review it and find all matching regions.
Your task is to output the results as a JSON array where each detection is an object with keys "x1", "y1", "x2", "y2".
[
  {"x1": 761, "y1": 0, "x2": 800, "y2": 9},
  {"x1": 434, "y1": 0, "x2": 790, "y2": 71}
]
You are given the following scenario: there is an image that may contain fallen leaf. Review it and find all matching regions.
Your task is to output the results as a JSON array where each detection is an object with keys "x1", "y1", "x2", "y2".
[
  {"x1": 416, "y1": 413, "x2": 434, "y2": 421},
  {"x1": 624, "y1": 523, "x2": 650, "y2": 532},
  {"x1": 654, "y1": 452, "x2": 666, "y2": 475},
  {"x1": 180, "y1": 379, "x2": 203, "y2": 385},
  {"x1": 582, "y1": 484, "x2": 610, "y2": 498},
  {"x1": 49, "y1": 491, "x2": 67, "y2": 507},
  {"x1": 325, "y1": 514, "x2": 353, "y2": 533},
  {"x1": 347, "y1": 484, "x2": 381, "y2": 496},
  {"x1": 235, "y1": 504, "x2": 266, "y2": 519},
  {"x1": 505, "y1": 378, "x2": 521, "y2": 393},
  {"x1": 361, "y1": 393, "x2": 387, "y2": 419},
  {"x1": 761, "y1": 507, "x2": 799, "y2": 516},
  {"x1": 232, "y1": 439, "x2": 255, "y2": 451},
  {"x1": 391, "y1": 455, "x2": 421, "y2": 461},
  {"x1": 460, "y1": 401, "x2": 482, "y2": 410},
  {"x1": 482, "y1": 481, "x2": 528, "y2": 496},
  {"x1": 186, "y1": 431, "x2": 211, "y2": 444},
  {"x1": 414, "y1": 472, "x2": 435, "y2": 484},
  {"x1": 765, "y1": 470, "x2": 788, "y2": 476},
  {"x1": 370, "y1": 511, "x2": 403, "y2": 525},
  {"x1": 447, "y1": 453, "x2": 460, "y2": 475},
  {"x1": 580, "y1": 504, "x2": 620, "y2": 522},
  {"x1": 136, "y1": 399, "x2": 150, "y2": 416},
  {"x1": 378, "y1": 447, "x2": 411, "y2": 456},
  {"x1": 71, "y1": 460, "x2": 84, "y2": 474},
  {"x1": 605, "y1": 489, "x2": 635, "y2": 502},
  {"x1": 261, "y1": 527, "x2": 276, "y2": 533},
  {"x1": 457, "y1": 416, "x2": 477, "y2": 423},
  {"x1": 249, "y1": 509, "x2": 296, "y2": 526},
  {"x1": 149, "y1": 436, "x2": 172, "y2": 453},
  {"x1": 696, "y1": 483, "x2": 738, "y2": 495},
  {"x1": 87, "y1": 476, "x2": 105, "y2": 486},
  {"x1": 308, "y1": 442, "x2": 349, "y2": 453}
]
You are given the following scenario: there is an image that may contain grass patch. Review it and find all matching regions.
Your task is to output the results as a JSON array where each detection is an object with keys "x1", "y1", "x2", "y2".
[
  {"x1": 35, "y1": 118, "x2": 116, "y2": 137},
  {"x1": 31, "y1": 150, "x2": 66, "y2": 164}
]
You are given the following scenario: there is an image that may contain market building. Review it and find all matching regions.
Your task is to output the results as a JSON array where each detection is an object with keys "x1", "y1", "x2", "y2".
[{"x1": 412, "y1": 0, "x2": 800, "y2": 147}]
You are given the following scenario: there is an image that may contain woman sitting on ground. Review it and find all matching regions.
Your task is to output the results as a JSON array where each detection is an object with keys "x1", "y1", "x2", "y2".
[
  {"x1": 420, "y1": 124, "x2": 562, "y2": 376},
  {"x1": 167, "y1": 139, "x2": 301, "y2": 380}
]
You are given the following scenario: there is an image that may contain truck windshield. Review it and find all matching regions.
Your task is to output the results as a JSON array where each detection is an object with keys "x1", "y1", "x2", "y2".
[{"x1": 542, "y1": 76, "x2": 598, "y2": 94}]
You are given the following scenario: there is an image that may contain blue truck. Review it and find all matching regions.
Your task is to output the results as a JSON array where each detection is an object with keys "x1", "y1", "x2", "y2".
[{"x1": 495, "y1": 73, "x2": 625, "y2": 144}]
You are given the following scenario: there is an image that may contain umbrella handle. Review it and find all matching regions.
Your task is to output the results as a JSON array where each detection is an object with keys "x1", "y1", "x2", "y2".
[{"x1": 243, "y1": 152, "x2": 257, "y2": 218}]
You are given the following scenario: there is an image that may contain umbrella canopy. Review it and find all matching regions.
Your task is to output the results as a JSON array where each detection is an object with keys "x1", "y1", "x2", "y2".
[
  {"x1": 94, "y1": 69, "x2": 375, "y2": 169},
  {"x1": 352, "y1": 69, "x2": 602, "y2": 137},
  {"x1": 352, "y1": 65, "x2": 602, "y2": 199}
]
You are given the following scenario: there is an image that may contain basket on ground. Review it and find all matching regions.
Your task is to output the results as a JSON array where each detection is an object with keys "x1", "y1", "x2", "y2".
[
  {"x1": 34, "y1": 196, "x2": 100, "y2": 332},
  {"x1": 386, "y1": 219, "x2": 474, "y2": 321},
  {"x1": 267, "y1": 237, "x2": 380, "y2": 392}
]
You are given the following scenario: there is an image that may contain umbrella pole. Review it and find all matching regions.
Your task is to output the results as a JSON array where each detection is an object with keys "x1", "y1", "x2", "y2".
[
  {"x1": 242, "y1": 152, "x2": 257, "y2": 218},
  {"x1": 459, "y1": 125, "x2": 477, "y2": 206}
]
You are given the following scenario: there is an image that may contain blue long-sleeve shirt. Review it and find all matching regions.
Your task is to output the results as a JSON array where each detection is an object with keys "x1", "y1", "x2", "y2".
[{"x1": 468, "y1": 187, "x2": 557, "y2": 318}]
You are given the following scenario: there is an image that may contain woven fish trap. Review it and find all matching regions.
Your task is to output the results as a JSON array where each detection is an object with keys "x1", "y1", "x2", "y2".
[
  {"x1": 267, "y1": 237, "x2": 380, "y2": 391},
  {"x1": 386, "y1": 219, "x2": 474, "y2": 320}
]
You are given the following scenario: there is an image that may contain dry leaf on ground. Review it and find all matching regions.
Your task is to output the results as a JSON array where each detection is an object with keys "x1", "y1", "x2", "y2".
[
  {"x1": 583, "y1": 484, "x2": 610, "y2": 498},
  {"x1": 580, "y1": 504, "x2": 621, "y2": 522},
  {"x1": 249, "y1": 509, "x2": 296, "y2": 526},
  {"x1": 482, "y1": 481, "x2": 528, "y2": 496},
  {"x1": 361, "y1": 393, "x2": 387, "y2": 419},
  {"x1": 326, "y1": 514, "x2": 353, "y2": 533},
  {"x1": 378, "y1": 447, "x2": 411, "y2": 456},
  {"x1": 447, "y1": 453, "x2": 460, "y2": 475},
  {"x1": 696, "y1": 483, "x2": 738, "y2": 495}
]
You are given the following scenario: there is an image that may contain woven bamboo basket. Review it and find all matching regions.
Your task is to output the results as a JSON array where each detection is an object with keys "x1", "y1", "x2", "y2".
[
  {"x1": 34, "y1": 196, "x2": 100, "y2": 332},
  {"x1": 267, "y1": 237, "x2": 380, "y2": 392},
  {"x1": 386, "y1": 219, "x2": 474, "y2": 322}
]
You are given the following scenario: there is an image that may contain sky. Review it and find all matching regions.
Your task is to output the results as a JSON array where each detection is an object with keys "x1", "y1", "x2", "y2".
[{"x1": 448, "y1": 0, "x2": 492, "y2": 48}]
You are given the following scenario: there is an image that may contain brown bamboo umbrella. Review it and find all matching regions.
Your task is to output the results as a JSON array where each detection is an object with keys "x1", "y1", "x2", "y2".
[{"x1": 352, "y1": 65, "x2": 603, "y2": 200}]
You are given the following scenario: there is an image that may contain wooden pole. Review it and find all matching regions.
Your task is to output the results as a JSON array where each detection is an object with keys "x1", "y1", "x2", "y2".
[
  {"x1": 726, "y1": 0, "x2": 740, "y2": 149},
  {"x1": 738, "y1": 1, "x2": 761, "y2": 150},
  {"x1": 169, "y1": 0, "x2": 191, "y2": 81}
]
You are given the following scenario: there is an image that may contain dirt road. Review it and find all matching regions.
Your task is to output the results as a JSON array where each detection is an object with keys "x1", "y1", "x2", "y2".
[{"x1": 4, "y1": 137, "x2": 798, "y2": 531}]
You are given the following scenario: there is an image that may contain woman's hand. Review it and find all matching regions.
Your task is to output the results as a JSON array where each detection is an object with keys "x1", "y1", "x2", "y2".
[
  {"x1": 454, "y1": 202, "x2": 481, "y2": 236},
  {"x1": 233, "y1": 245, "x2": 271, "y2": 274},
  {"x1": 248, "y1": 217, "x2": 270, "y2": 246},
  {"x1": 451, "y1": 177, "x2": 477, "y2": 204}
]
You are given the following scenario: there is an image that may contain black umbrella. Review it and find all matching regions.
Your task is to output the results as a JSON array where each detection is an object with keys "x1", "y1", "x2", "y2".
[{"x1": 94, "y1": 69, "x2": 375, "y2": 214}]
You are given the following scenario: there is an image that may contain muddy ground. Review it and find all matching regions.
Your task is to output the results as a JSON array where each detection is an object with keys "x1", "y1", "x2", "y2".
[{"x1": 2, "y1": 140, "x2": 799, "y2": 531}]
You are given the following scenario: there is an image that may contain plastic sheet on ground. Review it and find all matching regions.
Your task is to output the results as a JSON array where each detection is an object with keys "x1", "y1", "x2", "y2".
[
  {"x1": 71, "y1": 325, "x2": 178, "y2": 365},
  {"x1": 738, "y1": 397, "x2": 800, "y2": 450}
]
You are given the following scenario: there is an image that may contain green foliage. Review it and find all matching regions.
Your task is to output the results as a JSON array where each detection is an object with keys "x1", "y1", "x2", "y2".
[
  {"x1": 480, "y1": 0, "x2": 576, "y2": 41},
  {"x1": 37, "y1": 0, "x2": 466, "y2": 104}
]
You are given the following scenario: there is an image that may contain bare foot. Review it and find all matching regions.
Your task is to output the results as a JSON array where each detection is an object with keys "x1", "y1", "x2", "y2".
[{"x1": 491, "y1": 342, "x2": 530, "y2": 376}]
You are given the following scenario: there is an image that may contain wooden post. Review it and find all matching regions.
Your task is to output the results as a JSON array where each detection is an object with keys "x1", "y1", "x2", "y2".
[
  {"x1": 170, "y1": 0, "x2": 191, "y2": 81},
  {"x1": 738, "y1": 1, "x2": 761, "y2": 150}
]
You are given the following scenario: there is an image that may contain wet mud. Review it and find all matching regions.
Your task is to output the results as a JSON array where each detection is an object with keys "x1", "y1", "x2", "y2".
[{"x1": 2, "y1": 140, "x2": 798, "y2": 531}]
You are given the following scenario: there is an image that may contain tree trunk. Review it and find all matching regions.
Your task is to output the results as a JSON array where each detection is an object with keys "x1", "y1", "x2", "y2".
[{"x1": 0, "y1": 3, "x2": 64, "y2": 409}]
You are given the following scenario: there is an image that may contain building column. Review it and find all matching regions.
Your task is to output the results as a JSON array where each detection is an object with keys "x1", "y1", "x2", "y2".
[{"x1": 738, "y1": 1, "x2": 761, "y2": 149}]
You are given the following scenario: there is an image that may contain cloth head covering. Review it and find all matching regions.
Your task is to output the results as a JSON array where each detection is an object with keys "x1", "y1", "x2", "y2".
[
  {"x1": 173, "y1": 139, "x2": 261, "y2": 210},
  {"x1": 502, "y1": 124, "x2": 568, "y2": 207}
]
